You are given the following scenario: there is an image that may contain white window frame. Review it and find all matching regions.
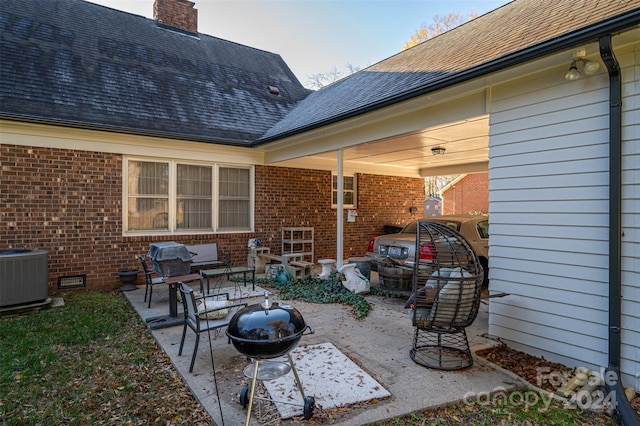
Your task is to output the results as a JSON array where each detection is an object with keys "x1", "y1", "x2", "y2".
[
  {"x1": 123, "y1": 157, "x2": 254, "y2": 235},
  {"x1": 332, "y1": 173, "x2": 357, "y2": 209}
]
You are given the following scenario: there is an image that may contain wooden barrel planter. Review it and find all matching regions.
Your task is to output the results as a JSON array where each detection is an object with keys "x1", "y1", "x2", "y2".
[{"x1": 378, "y1": 262, "x2": 413, "y2": 292}]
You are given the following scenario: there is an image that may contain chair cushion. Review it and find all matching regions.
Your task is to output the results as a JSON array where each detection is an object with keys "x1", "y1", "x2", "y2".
[
  {"x1": 424, "y1": 266, "x2": 457, "y2": 287},
  {"x1": 197, "y1": 298, "x2": 230, "y2": 320},
  {"x1": 430, "y1": 269, "x2": 476, "y2": 326},
  {"x1": 404, "y1": 285, "x2": 441, "y2": 309},
  {"x1": 405, "y1": 267, "x2": 456, "y2": 309}
]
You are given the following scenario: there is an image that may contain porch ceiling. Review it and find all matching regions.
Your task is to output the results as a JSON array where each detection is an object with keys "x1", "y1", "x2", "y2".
[{"x1": 268, "y1": 114, "x2": 490, "y2": 178}]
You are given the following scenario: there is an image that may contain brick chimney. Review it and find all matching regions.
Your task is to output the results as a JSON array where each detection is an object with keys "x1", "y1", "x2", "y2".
[{"x1": 153, "y1": 0, "x2": 198, "y2": 35}]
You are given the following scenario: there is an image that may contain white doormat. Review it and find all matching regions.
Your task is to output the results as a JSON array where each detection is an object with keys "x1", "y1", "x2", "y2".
[{"x1": 262, "y1": 342, "x2": 390, "y2": 419}]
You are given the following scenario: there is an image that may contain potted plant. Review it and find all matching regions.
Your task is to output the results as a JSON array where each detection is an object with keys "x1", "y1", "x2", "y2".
[{"x1": 116, "y1": 268, "x2": 140, "y2": 291}]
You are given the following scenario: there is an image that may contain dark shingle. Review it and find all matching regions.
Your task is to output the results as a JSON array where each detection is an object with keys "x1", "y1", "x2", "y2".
[
  {"x1": 0, "y1": 0, "x2": 311, "y2": 145},
  {"x1": 2, "y1": 0, "x2": 638, "y2": 146}
]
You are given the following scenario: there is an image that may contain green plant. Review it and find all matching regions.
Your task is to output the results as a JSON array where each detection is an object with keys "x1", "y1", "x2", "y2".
[
  {"x1": 369, "y1": 286, "x2": 407, "y2": 299},
  {"x1": 262, "y1": 272, "x2": 371, "y2": 319}
]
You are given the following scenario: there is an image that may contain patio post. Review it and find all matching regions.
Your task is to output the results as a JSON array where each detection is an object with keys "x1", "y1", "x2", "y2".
[{"x1": 336, "y1": 149, "x2": 344, "y2": 268}]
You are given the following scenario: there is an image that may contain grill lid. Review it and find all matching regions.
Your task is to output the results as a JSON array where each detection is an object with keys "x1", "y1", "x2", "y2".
[
  {"x1": 147, "y1": 242, "x2": 192, "y2": 262},
  {"x1": 226, "y1": 293, "x2": 310, "y2": 358}
]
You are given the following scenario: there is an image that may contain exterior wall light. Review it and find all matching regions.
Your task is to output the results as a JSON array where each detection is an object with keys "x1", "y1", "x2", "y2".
[
  {"x1": 431, "y1": 147, "x2": 446, "y2": 155},
  {"x1": 565, "y1": 60, "x2": 581, "y2": 80},
  {"x1": 581, "y1": 58, "x2": 600, "y2": 74},
  {"x1": 565, "y1": 58, "x2": 600, "y2": 80}
]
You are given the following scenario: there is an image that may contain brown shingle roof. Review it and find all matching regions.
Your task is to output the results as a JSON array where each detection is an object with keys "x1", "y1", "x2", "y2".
[
  {"x1": 260, "y1": 0, "x2": 639, "y2": 142},
  {"x1": 375, "y1": 0, "x2": 637, "y2": 74}
]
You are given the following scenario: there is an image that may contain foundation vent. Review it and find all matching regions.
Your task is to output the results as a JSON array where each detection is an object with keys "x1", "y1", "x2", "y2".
[{"x1": 58, "y1": 275, "x2": 87, "y2": 290}]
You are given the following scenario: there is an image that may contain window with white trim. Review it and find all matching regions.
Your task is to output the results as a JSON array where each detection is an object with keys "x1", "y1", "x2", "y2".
[
  {"x1": 218, "y1": 167, "x2": 251, "y2": 230},
  {"x1": 332, "y1": 174, "x2": 357, "y2": 208},
  {"x1": 125, "y1": 158, "x2": 252, "y2": 234}
]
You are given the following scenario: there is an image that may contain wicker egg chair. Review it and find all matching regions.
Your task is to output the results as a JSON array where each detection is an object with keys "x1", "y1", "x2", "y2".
[{"x1": 408, "y1": 220, "x2": 484, "y2": 370}]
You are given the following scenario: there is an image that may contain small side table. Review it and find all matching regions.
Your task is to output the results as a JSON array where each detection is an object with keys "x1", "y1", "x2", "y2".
[{"x1": 201, "y1": 266, "x2": 256, "y2": 297}]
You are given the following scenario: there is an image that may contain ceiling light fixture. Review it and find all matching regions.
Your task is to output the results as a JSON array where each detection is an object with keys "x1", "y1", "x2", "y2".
[
  {"x1": 431, "y1": 147, "x2": 446, "y2": 156},
  {"x1": 565, "y1": 58, "x2": 600, "y2": 80}
]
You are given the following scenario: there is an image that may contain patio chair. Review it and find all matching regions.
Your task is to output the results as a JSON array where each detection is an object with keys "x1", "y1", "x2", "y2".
[
  {"x1": 139, "y1": 255, "x2": 164, "y2": 308},
  {"x1": 177, "y1": 281, "x2": 247, "y2": 373},
  {"x1": 408, "y1": 221, "x2": 484, "y2": 370}
]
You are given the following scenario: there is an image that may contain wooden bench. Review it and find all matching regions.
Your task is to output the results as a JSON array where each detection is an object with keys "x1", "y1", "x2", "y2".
[
  {"x1": 185, "y1": 243, "x2": 226, "y2": 271},
  {"x1": 290, "y1": 260, "x2": 313, "y2": 268},
  {"x1": 258, "y1": 252, "x2": 310, "y2": 266}
]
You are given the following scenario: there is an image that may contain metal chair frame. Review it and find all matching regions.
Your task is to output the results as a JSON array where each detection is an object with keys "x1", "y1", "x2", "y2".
[
  {"x1": 139, "y1": 255, "x2": 165, "y2": 308},
  {"x1": 177, "y1": 281, "x2": 247, "y2": 373}
]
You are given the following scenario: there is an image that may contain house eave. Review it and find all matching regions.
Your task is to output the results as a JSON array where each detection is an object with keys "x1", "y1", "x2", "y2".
[{"x1": 0, "y1": 113, "x2": 248, "y2": 148}]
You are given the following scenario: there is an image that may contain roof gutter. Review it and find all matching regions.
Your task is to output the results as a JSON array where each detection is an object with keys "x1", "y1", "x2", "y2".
[
  {"x1": 599, "y1": 35, "x2": 639, "y2": 426},
  {"x1": 254, "y1": 8, "x2": 640, "y2": 146}
]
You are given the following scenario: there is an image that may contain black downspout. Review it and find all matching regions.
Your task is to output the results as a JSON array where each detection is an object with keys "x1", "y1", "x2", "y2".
[{"x1": 599, "y1": 35, "x2": 639, "y2": 426}]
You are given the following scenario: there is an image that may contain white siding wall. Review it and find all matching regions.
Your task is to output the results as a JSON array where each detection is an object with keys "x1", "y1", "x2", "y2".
[
  {"x1": 621, "y1": 44, "x2": 640, "y2": 391},
  {"x1": 488, "y1": 44, "x2": 639, "y2": 389}
]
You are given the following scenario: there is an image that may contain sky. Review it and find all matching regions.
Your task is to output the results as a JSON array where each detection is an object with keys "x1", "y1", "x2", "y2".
[{"x1": 86, "y1": 0, "x2": 512, "y2": 87}]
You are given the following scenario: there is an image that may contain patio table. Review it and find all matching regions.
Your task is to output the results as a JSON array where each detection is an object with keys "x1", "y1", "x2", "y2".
[{"x1": 145, "y1": 273, "x2": 200, "y2": 330}]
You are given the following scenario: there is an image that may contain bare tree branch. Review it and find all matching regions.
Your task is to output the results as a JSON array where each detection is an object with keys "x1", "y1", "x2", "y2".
[
  {"x1": 306, "y1": 66, "x2": 342, "y2": 89},
  {"x1": 306, "y1": 64, "x2": 361, "y2": 90},
  {"x1": 403, "y1": 9, "x2": 478, "y2": 50}
]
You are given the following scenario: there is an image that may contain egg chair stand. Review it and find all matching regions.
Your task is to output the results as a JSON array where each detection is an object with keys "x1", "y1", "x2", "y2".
[
  {"x1": 411, "y1": 325, "x2": 474, "y2": 370},
  {"x1": 408, "y1": 221, "x2": 484, "y2": 371}
]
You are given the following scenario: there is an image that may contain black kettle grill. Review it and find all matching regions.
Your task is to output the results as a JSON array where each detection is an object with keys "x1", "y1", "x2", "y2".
[{"x1": 226, "y1": 293, "x2": 315, "y2": 424}]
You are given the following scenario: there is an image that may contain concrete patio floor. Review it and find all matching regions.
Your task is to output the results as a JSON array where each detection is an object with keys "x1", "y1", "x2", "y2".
[{"x1": 123, "y1": 271, "x2": 519, "y2": 425}]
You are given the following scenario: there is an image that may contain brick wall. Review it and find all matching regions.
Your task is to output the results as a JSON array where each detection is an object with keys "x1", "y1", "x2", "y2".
[
  {"x1": 2, "y1": 145, "x2": 425, "y2": 292},
  {"x1": 254, "y1": 167, "x2": 425, "y2": 261},
  {"x1": 441, "y1": 172, "x2": 489, "y2": 215},
  {"x1": 348, "y1": 173, "x2": 425, "y2": 252},
  {"x1": 2, "y1": 145, "x2": 124, "y2": 290}
]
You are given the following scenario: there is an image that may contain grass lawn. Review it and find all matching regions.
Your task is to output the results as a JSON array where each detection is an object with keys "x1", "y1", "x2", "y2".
[{"x1": 0, "y1": 290, "x2": 213, "y2": 425}]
